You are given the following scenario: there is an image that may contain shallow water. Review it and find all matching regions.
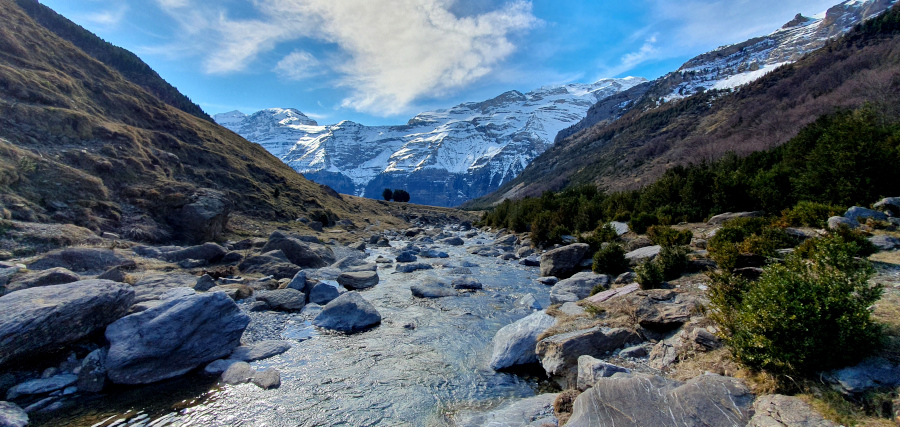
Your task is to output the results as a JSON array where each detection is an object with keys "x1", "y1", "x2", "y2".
[{"x1": 31, "y1": 233, "x2": 554, "y2": 426}]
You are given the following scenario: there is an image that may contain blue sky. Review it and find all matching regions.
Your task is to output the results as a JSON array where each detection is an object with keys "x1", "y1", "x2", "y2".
[{"x1": 40, "y1": 0, "x2": 839, "y2": 125}]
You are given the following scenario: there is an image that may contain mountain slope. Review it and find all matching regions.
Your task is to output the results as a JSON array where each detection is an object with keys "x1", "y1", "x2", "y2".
[
  {"x1": 216, "y1": 78, "x2": 646, "y2": 207},
  {"x1": 0, "y1": 0, "x2": 386, "y2": 242},
  {"x1": 13, "y1": 0, "x2": 212, "y2": 122},
  {"x1": 466, "y1": 0, "x2": 900, "y2": 208}
]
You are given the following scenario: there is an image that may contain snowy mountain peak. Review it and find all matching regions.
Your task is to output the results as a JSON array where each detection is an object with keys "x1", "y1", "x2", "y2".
[
  {"x1": 213, "y1": 110, "x2": 247, "y2": 128},
  {"x1": 217, "y1": 77, "x2": 646, "y2": 207}
]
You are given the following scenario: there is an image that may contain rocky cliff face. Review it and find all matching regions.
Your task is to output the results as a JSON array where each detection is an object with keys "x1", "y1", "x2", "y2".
[{"x1": 215, "y1": 78, "x2": 646, "y2": 207}]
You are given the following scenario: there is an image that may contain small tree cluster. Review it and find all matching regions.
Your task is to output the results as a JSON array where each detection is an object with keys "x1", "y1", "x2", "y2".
[{"x1": 382, "y1": 188, "x2": 410, "y2": 203}]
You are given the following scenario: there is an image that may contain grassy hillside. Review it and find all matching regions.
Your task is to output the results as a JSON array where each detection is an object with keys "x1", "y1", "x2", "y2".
[
  {"x1": 466, "y1": 4, "x2": 900, "y2": 209},
  {"x1": 0, "y1": 0, "x2": 416, "y2": 242}
]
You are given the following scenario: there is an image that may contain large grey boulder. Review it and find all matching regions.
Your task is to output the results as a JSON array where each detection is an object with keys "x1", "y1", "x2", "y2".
[
  {"x1": 0, "y1": 401, "x2": 27, "y2": 427},
  {"x1": 540, "y1": 243, "x2": 590, "y2": 278},
  {"x1": 161, "y1": 243, "x2": 227, "y2": 263},
  {"x1": 873, "y1": 197, "x2": 900, "y2": 216},
  {"x1": 337, "y1": 271, "x2": 379, "y2": 290},
  {"x1": 27, "y1": 248, "x2": 131, "y2": 272},
  {"x1": 313, "y1": 292, "x2": 381, "y2": 332},
  {"x1": 827, "y1": 216, "x2": 860, "y2": 230},
  {"x1": 77, "y1": 348, "x2": 108, "y2": 393},
  {"x1": 166, "y1": 188, "x2": 233, "y2": 244},
  {"x1": 410, "y1": 278, "x2": 458, "y2": 298},
  {"x1": 566, "y1": 374, "x2": 754, "y2": 427},
  {"x1": 221, "y1": 361, "x2": 254, "y2": 385},
  {"x1": 309, "y1": 281, "x2": 341, "y2": 305},
  {"x1": 748, "y1": 394, "x2": 837, "y2": 427},
  {"x1": 625, "y1": 245, "x2": 662, "y2": 265},
  {"x1": 550, "y1": 272, "x2": 609, "y2": 304},
  {"x1": 0, "y1": 280, "x2": 134, "y2": 366},
  {"x1": 844, "y1": 206, "x2": 888, "y2": 222},
  {"x1": 869, "y1": 235, "x2": 900, "y2": 251},
  {"x1": 133, "y1": 273, "x2": 200, "y2": 303},
  {"x1": 440, "y1": 236, "x2": 465, "y2": 246},
  {"x1": 4, "y1": 267, "x2": 80, "y2": 293},
  {"x1": 251, "y1": 368, "x2": 281, "y2": 390},
  {"x1": 634, "y1": 290, "x2": 695, "y2": 330},
  {"x1": 536, "y1": 326, "x2": 640, "y2": 379},
  {"x1": 577, "y1": 355, "x2": 631, "y2": 391},
  {"x1": 230, "y1": 340, "x2": 292, "y2": 362},
  {"x1": 489, "y1": 311, "x2": 558, "y2": 371},
  {"x1": 105, "y1": 292, "x2": 250, "y2": 384},
  {"x1": 708, "y1": 211, "x2": 764, "y2": 225},
  {"x1": 256, "y1": 289, "x2": 306, "y2": 311},
  {"x1": 494, "y1": 234, "x2": 519, "y2": 246},
  {"x1": 261, "y1": 231, "x2": 335, "y2": 268},
  {"x1": 451, "y1": 277, "x2": 482, "y2": 290},
  {"x1": 825, "y1": 357, "x2": 900, "y2": 394},
  {"x1": 395, "y1": 263, "x2": 433, "y2": 273},
  {"x1": 238, "y1": 251, "x2": 300, "y2": 279}
]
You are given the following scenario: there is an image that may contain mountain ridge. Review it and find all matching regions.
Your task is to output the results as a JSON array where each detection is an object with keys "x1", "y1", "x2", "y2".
[{"x1": 215, "y1": 77, "x2": 647, "y2": 207}]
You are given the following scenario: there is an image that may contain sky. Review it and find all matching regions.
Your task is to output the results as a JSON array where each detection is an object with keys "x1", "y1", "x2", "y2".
[{"x1": 39, "y1": 0, "x2": 841, "y2": 126}]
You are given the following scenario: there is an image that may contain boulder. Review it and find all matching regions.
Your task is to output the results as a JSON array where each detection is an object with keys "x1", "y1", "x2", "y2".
[
  {"x1": 827, "y1": 216, "x2": 860, "y2": 230},
  {"x1": 133, "y1": 273, "x2": 199, "y2": 303},
  {"x1": 4, "y1": 267, "x2": 80, "y2": 293},
  {"x1": 566, "y1": 374, "x2": 753, "y2": 427},
  {"x1": 869, "y1": 235, "x2": 900, "y2": 251},
  {"x1": 76, "y1": 348, "x2": 107, "y2": 393},
  {"x1": 625, "y1": 245, "x2": 661, "y2": 265},
  {"x1": 0, "y1": 280, "x2": 134, "y2": 366},
  {"x1": 448, "y1": 267, "x2": 472, "y2": 275},
  {"x1": 559, "y1": 302, "x2": 586, "y2": 316},
  {"x1": 519, "y1": 256, "x2": 541, "y2": 267},
  {"x1": 440, "y1": 237, "x2": 465, "y2": 246},
  {"x1": 0, "y1": 401, "x2": 27, "y2": 427},
  {"x1": 162, "y1": 243, "x2": 227, "y2": 264},
  {"x1": 608, "y1": 221, "x2": 629, "y2": 236},
  {"x1": 494, "y1": 234, "x2": 519, "y2": 246},
  {"x1": 313, "y1": 292, "x2": 381, "y2": 332},
  {"x1": 708, "y1": 211, "x2": 764, "y2": 225},
  {"x1": 347, "y1": 264, "x2": 377, "y2": 273},
  {"x1": 515, "y1": 247, "x2": 535, "y2": 258},
  {"x1": 633, "y1": 290, "x2": 695, "y2": 330},
  {"x1": 159, "y1": 287, "x2": 196, "y2": 300},
  {"x1": 540, "y1": 243, "x2": 590, "y2": 278},
  {"x1": 619, "y1": 344, "x2": 650, "y2": 358},
  {"x1": 251, "y1": 368, "x2": 281, "y2": 390},
  {"x1": 410, "y1": 279, "x2": 458, "y2": 298},
  {"x1": 237, "y1": 251, "x2": 301, "y2": 279},
  {"x1": 221, "y1": 361, "x2": 254, "y2": 385},
  {"x1": 261, "y1": 231, "x2": 335, "y2": 268},
  {"x1": 309, "y1": 281, "x2": 341, "y2": 305},
  {"x1": 420, "y1": 249, "x2": 449, "y2": 258},
  {"x1": 451, "y1": 277, "x2": 482, "y2": 290},
  {"x1": 6, "y1": 374, "x2": 78, "y2": 400},
  {"x1": 97, "y1": 267, "x2": 128, "y2": 283},
  {"x1": 337, "y1": 271, "x2": 379, "y2": 290},
  {"x1": 550, "y1": 272, "x2": 609, "y2": 304},
  {"x1": 395, "y1": 263, "x2": 433, "y2": 273},
  {"x1": 624, "y1": 236, "x2": 653, "y2": 252},
  {"x1": 748, "y1": 395, "x2": 837, "y2": 427},
  {"x1": 256, "y1": 289, "x2": 306, "y2": 311},
  {"x1": 873, "y1": 197, "x2": 900, "y2": 216},
  {"x1": 825, "y1": 357, "x2": 900, "y2": 394},
  {"x1": 221, "y1": 252, "x2": 244, "y2": 264},
  {"x1": 536, "y1": 276, "x2": 558, "y2": 286},
  {"x1": 536, "y1": 327, "x2": 640, "y2": 379},
  {"x1": 489, "y1": 311, "x2": 558, "y2": 371},
  {"x1": 204, "y1": 359, "x2": 239, "y2": 376},
  {"x1": 577, "y1": 356, "x2": 630, "y2": 391},
  {"x1": 844, "y1": 206, "x2": 888, "y2": 222},
  {"x1": 286, "y1": 271, "x2": 310, "y2": 293},
  {"x1": 230, "y1": 340, "x2": 292, "y2": 362},
  {"x1": 516, "y1": 294, "x2": 542, "y2": 310},
  {"x1": 166, "y1": 188, "x2": 233, "y2": 244},
  {"x1": 691, "y1": 328, "x2": 722, "y2": 351},
  {"x1": 331, "y1": 256, "x2": 368, "y2": 271},
  {"x1": 396, "y1": 252, "x2": 417, "y2": 263},
  {"x1": 27, "y1": 248, "x2": 131, "y2": 272},
  {"x1": 105, "y1": 292, "x2": 250, "y2": 384},
  {"x1": 586, "y1": 283, "x2": 640, "y2": 304},
  {"x1": 194, "y1": 274, "x2": 217, "y2": 292}
]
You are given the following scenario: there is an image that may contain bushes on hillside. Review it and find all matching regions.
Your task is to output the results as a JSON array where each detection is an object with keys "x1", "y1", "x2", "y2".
[
  {"x1": 647, "y1": 225, "x2": 692, "y2": 246},
  {"x1": 776, "y1": 201, "x2": 844, "y2": 228},
  {"x1": 707, "y1": 217, "x2": 795, "y2": 271},
  {"x1": 710, "y1": 235, "x2": 883, "y2": 374},
  {"x1": 592, "y1": 244, "x2": 629, "y2": 276}
]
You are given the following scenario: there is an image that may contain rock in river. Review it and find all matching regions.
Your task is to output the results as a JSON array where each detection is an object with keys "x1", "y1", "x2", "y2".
[
  {"x1": 0, "y1": 280, "x2": 134, "y2": 367},
  {"x1": 540, "y1": 243, "x2": 589, "y2": 278},
  {"x1": 337, "y1": 271, "x2": 379, "y2": 290},
  {"x1": 490, "y1": 311, "x2": 558, "y2": 371},
  {"x1": 313, "y1": 292, "x2": 381, "y2": 332},
  {"x1": 105, "y1": 292, "x2": 250, "y2": 384}
]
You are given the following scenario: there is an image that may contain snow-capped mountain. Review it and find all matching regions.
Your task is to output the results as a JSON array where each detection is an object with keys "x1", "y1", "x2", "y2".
[
  {"x1": 215, "y1": 78, "x2": 646, "y2": 207},
  {"x1": 660, "y1": 0, "x2": 896, "y2": 100}
]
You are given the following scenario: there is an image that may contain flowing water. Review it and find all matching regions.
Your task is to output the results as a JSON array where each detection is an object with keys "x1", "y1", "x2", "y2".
[{"x1": 31, "y1": 232, "x2": 554, "y2": 426}]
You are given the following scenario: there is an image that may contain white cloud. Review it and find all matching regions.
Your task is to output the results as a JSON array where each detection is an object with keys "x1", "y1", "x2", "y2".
[
  {"x1": 273, "y1": 50, "x2": 322, "y2": 81},
  {"x1": 151, "y1": 0, "x2": 538, "y2": 115},
  {"x1": 79, "y1": 5, "x2": 128, "y2": 28}
]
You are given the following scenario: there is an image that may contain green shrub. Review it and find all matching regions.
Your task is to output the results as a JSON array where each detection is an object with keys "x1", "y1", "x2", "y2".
[
  {"x1": 635, "y1": 260, "x2": 664, "y2": 290},
  {"x1": 647, "y1": 225, "x2": 692, "y2": 247},
  {"x1": 580, "y1": 223, "x2": 619, "y2": 252},
  {"x1": 629, "y1": 212, "x2": 659, "y2": 235},
  {"x1": 796, "y1": 226, "x2": 878, "y2": 259},
  {"x1": 777, "y1": 201, "x2": 844, "y2": 228},
  {"x1": 592, "y1": 243, "x2": 629, "y2": 276},
  {"x1": 708, "y1": 217, "x2": 793, "y2": 271},
  {"x1": 530, "y1": 212, "x2": 553, "y2": 247},
  {"x1": 718, "y1": 235, "x2": 883, "y2": 374},
  {"x1": 657, "y1": 245, "x2": 689, "y2": 280}
]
